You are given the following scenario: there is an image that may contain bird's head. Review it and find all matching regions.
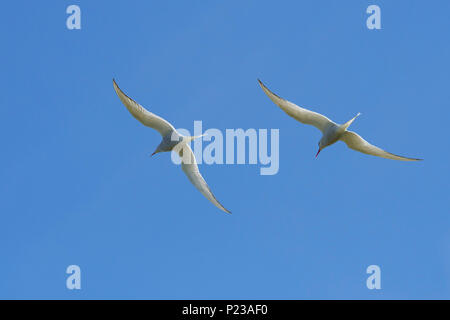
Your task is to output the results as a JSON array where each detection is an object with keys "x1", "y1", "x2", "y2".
[
  {"x1": 316, "y1": 141, "x2": 323, "y2": 158},
  {"x1": 151, "y1": 146, "x2": 162, "y2": 157}
]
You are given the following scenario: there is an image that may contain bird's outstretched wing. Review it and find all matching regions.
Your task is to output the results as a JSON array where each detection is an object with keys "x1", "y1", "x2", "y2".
[
  {"x1": 340, "y1": 131, "x2": 422, "y2": 161},
  {"x1": 258, "y1": 79, "x2": 335, "y2": 132},
  {"x1": 113, "y1": 79, "x2": 176, "y2": 136},
  {"x1": 177, "y1": 143, "x2": 231, "y2": 214}
]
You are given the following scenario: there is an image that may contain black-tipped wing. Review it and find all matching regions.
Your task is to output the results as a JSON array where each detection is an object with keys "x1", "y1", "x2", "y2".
[
  {"x1": 113, "y1": 79, "x2": 175, "y2": 136},
  {"x1": 258, "y1": 79, "x2": 335, "y2": 132},
  {"x1": 340, "y1": 131, "x2": 422, "y2": 161},
  {"x1": 176, "y1": 143, "x2": 231, "y2": 214}
]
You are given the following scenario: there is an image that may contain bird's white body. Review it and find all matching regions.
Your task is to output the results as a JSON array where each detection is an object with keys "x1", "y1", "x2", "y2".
[
  {"x1": 320, "y1": 124, "x2": 342, "y2": 148},
  {"x1": 113, "y1": 79, "x2": 231, "y2": 214},
  {"x1": 258, "y1": 79, "x2": 421, "y2": 161}
]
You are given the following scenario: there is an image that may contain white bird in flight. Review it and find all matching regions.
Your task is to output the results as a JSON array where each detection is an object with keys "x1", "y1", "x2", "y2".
[
  {"x1": 113, "y1": 79, "x2": 231, "y2": 214},
  {"x1": 258, "y1": 80, "x2": 422, "y2": 161}
]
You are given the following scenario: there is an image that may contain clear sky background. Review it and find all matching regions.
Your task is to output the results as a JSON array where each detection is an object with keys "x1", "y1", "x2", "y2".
[{"x1": 1, "y1": 1, "x2": 449, "y2": 299}]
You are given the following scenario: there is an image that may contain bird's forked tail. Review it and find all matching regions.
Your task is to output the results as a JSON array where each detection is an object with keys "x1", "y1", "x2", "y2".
[
  {"x1": 342, "y1": 113, "x2": 361, "y2": 131},
  {"x1": 184, "y1": 134, "x2": 206, "y2": 143}
]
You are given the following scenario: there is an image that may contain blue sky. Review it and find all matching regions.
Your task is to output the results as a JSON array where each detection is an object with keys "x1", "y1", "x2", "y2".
[{"x1": 0, "y1": 1, "x2": 449, "y2": 299}]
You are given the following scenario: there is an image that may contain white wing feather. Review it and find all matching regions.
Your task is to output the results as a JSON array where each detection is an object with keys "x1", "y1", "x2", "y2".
[
  {"x1": 177, "y1": 143, "x2": 231, "y2": 214},
  {"x1": 258, "y1": 79, "x2": 335, "y2": 132},
  {"x1": 113, "y1": 79, "x2": 175, "y2": 136},
  {"x1": 340, "y1": 131, "x2": 422, "y2": 161}
]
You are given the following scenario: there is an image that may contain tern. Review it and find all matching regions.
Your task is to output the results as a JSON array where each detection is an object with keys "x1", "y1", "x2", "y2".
[
  {"x1": 113, "y1": 79, "x2": 231, "y2": 214},
  {"x1": 258, "y1": 80, "x2": 422, "y2": 161}
]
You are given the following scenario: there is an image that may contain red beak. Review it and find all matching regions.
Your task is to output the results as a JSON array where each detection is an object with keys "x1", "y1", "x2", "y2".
[{"x1": 315, "y1": 148, "x2": 321, "y2": 158}]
